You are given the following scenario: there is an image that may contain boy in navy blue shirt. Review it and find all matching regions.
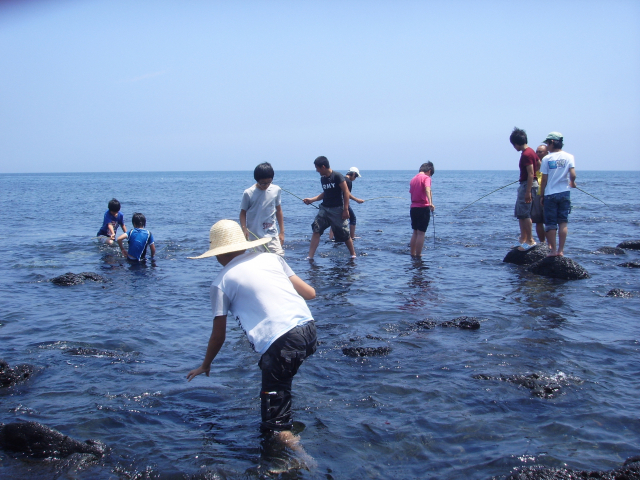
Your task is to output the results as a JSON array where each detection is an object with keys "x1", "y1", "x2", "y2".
[
  {"x1": 117, "y1": 213, "x2": 155, "y2": 261},
  {"x1": 97, "y1": 198, "x2": 127, "y2": 244}
]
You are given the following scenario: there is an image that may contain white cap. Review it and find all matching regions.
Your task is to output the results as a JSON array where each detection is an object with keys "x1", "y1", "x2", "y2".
[{"x1": 347, "y1": 167, "x2": 361, "y2": 178}]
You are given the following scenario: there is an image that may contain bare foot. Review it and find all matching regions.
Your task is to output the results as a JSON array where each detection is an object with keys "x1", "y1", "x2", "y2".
[
  {"x1": 557, "y1": 251, "x2": 564, "y2": 256},
  {"x1": 546, "y1": 251, "x2": 558, "y2": 257}
]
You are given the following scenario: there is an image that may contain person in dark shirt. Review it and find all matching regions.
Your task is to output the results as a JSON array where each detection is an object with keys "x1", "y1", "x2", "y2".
[
  {"x1": 329, "y1": 167, "x2": 364, "y2": 241},
  {"x1": 303, "y1": 156, "x2": 357, "y2": 260},
  {"x1": 509, "y1": 127, "x2": 539, "y2": 251}
]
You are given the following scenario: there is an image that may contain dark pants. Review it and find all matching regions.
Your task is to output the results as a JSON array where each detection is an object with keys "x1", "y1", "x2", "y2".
[{"x1": 258, "y1": 321, "x2": 317, "y2": 431}]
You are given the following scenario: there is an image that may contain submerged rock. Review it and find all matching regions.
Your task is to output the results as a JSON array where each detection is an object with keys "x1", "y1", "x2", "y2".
[
  {"x1": 63, "y1": 347, "x2": 120, "y2": 357},
  {"x1": 618, "y1": 262, "x2": 640, "y2": 268},
  {"x1": 498, "y1": 455, "x2": 640, "y2": 480},
  {"x1": 528, "y1": 256, "x2": 590, "y2": 280},
  {"x1": 51, "y1": 272, "x2": 107, "y2": 286},
  {"x1": 503, "y1": 244, "x2": 548, "y2": 266},
  {"x1": 617, "y1": 240, "x2": 640, "y2": 250},
  {"x1": 473, "y1": 372, "x2": 578, "y2": 399},
  {"x1": 0, "y1": 359, "x2": 34, "y2": 388},
  {"x1": 440, "y1": 316, "x2": 481, "y2": 329},
  {"x1": 342, "y1": 346, "x2": 391, "y2": 357},
  {"x1": 606, "y1": 288, "x2": 633, "y2": 298},
  {"x1": 0, "y1": 422, "x2": 106, "y2": 459},
  {"x1": 593, "y1": 246, "x2": 626, "y2": 255}
]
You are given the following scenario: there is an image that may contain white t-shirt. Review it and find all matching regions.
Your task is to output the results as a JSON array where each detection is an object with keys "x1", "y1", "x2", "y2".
[
  {"x1": 240, "y1": 184, "x2": 282, "y2": 238},
  {"x1": 540, "y1": 151, "x2": 575, "y2": 196},
  {"x1": 209, "y1": 251, "x2": 313, "y2": 354}
]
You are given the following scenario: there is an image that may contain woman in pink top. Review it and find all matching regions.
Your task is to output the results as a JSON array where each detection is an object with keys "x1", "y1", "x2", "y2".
[{"x1": 409, "y1": 162, "x2": 435, "y2": 256}]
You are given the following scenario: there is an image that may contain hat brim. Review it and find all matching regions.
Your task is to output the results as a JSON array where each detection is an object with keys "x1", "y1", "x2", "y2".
[{"x1": 188, "y1": 236, "x2": 271, "y2": 259}]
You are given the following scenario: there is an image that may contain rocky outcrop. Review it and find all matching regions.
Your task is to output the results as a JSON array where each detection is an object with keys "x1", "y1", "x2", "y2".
[
  {"x1": 0, "y1": 422, "x2": 106, "y2": 459},
  {"x1": 497, "y1": 455, "x2": 640, "y2": 480},
  {"x1": 616, "y1": 240, "x2": 640, "y2": 250},
  {"x1": 528, "y1": 256, "x2": 590, "y2": 280},
  {"x1": 593, "y1": 246, "x2": 626, "y2": 255},
  {"x1": 503, "y1": 244, "x2": 548, "y2": 266},
  {"x1": 473, "y1": 372, "x2": 581, "y2": 399},
  {"x1": 618, "y1": 262, "x2": 640, "y2": 268},
  {"x1": 342, "y1": 346, "x2": 391, "y2": 357},
  {"x1": 606, "y1": 288, "x2": 633, "y2": 298},
  {"x1": 51, "y1": 272, "x2": 107, "y2": 286},
  {"x1": 440, "y1": 316, "x2": 481, "y2": 329},
  {"x1": 0, "y1": 359, "x2": 34, "y2": 388}
]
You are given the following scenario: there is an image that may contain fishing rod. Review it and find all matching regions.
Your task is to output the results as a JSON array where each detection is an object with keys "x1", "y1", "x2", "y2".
[
  {"x1": 281, "y1": 188, "x2": 319, "y2": 209},
  {"x1": 432, "y1": 211, "x2": 436, "y2": 248},
  {"x1": 458, "y1": 180, "x2": 519, "y2": 214},
  {"x1": 574, "y1": 186, "x2": 608, "y2": 206}
]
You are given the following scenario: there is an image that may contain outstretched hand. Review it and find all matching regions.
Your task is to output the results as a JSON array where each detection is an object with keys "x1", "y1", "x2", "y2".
[{"x1": 186, "y1": 365, "x2": 210, "y2": 382}]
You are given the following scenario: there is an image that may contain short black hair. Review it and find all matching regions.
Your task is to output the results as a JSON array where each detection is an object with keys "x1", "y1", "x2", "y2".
[
  {"x1": 108, "y1": 198, "x2": 121, "y2": 212},
  {"x1": 419, "y1": 161, "x2": 434, "y2": 175},
  {"x1": 253, "y1": 162, "x2": 275, "y2": 182},
  {"x1": 314, "y1": 156, "x2": 330, "y2": 168},
  {"x1": 132, "y1": 212, "x2": 146, "y2": 228},
  {"x1": 509, "y1": 127, "x2": 528, "y2": 146},
  {"x1": 546, "y1": 138, "x2": 564, "y2": 149}
]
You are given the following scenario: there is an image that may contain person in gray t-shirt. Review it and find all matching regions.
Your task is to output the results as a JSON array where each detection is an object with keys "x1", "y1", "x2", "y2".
[{"x1": 240, "y1": 162, "x2": 285, "y2": 257}]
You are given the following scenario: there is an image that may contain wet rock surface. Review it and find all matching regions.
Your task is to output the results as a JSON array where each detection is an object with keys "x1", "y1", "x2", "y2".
[
  {"x1": 497, "y1": 456, "x2": 640, "y2": 480},
  {"x1": 593, "y1": 246, "x2": 626, "y2": 255},
  {"x1": 503, "y1": 244, "x2": 548, "y2": 266},
  {"x1": 440, "y1": 316, "x2": 481, "y2": 329},
  {"x1": 51, "y1": 272, "x2": 107, "y2": 286},
  {"x1": 0, "y1": 359, "x2": 34, "y2": 387},
  {"x1": 528, "y1": 256, "x2": 590, "y2": 280},
  {"x1": 606, "y1": 288, "x2": 633, "y2": 298},
  {"x1": 342, "y1": 346, "x2": 391, "y2": 357},
  {"x1": 618, "y1": 262, "x2": 640, "y2": 268},
  {"x1": 63, "y1": 347, "x2": 121, "y2": 357},
  {"x1": 0, "y1": 422, "x2": 106, "y2": 459},
  {"x1": 617, "y1": 240, "x2": 640, "y2": 250},
  {"x1": 473, "y1": 372, "x2": 580, "y2": 399}
]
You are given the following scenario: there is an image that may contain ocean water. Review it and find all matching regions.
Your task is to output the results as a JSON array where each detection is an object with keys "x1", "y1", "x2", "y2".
[{"x1": 0, "y1": 170, "x2": 638, "y2": 479}]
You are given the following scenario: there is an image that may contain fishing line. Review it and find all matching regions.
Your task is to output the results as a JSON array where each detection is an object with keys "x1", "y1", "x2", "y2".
[
  {"x1": 574, "y1": 186, "x2": 608, "y2": 206},
  {"x1": 458, "y1": 180, "x2": 519, "y2": 214},
  {"x1": 432, "y1": 211, "x2": 436, "y2": 248},
  {"x1": 281, "y1": 188, "x2": 319, "y2": 209},
  {"x1": 361, "y1": 196, "x2": 405, "y2": 201}
]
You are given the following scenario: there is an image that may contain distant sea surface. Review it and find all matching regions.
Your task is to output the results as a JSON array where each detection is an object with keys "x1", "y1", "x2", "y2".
[{"x1": 1, "y1": 170, "x2": 639, "y2": 479}]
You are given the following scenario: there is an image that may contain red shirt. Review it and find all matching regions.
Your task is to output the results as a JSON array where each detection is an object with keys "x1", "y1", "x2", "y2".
[
  {"x1": 519, "y1": 147, "x2": 539, "y2": 183},
  {"x1": 409, "y1": 173, "x2": 432, "y2": 208}
]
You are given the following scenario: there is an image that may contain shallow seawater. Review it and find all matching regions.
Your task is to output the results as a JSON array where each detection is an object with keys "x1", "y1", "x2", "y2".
[{"x1": 0, "y1": 170, "x2": 639, "y2": 479}]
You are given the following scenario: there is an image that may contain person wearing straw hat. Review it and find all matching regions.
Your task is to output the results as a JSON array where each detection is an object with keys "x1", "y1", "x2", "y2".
[{"x1": 187, "y1": 220, "x2": 317, "y2": 441}]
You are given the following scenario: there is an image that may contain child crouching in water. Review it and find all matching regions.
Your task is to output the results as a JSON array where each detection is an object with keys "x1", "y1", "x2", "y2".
[
  {"x1": 97, "y1": 198, "x2": 127, "y2": 244},
  {"x1": 117, "y1": 213, "x2": 155, "y2": 261}
]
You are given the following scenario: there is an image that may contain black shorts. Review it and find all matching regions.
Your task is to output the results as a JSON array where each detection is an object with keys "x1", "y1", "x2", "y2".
[
  {"x1": 410, "y1": 207, "x2": 431, "y2": 232},
  {"x1": 348, "y1": 206, "x2": 356, "y2": 226},
  {"x1": 258, "y1": 321, "x2": 317, "y2": 432}
]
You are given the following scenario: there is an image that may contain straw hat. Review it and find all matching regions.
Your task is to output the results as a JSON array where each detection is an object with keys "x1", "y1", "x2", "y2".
[{"x1": 188, "y1": 220, "x2": 271, "y2": 259}]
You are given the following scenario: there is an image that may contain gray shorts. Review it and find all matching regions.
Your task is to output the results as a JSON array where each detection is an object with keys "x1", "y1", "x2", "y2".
[
  {"x1": 312, "y1": 205, "x2": 350, "y2": 242},
  {"x1": 265, "y1": 236, "x2": 284, "y2": 257},
  {"x1": 514, "y1": 181, "x2": 539, "y2": 219}
]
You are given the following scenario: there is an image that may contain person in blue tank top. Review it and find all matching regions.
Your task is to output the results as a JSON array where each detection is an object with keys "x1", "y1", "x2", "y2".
[{"x1": 117, "y1": 212, "x2": 156, "y2": 261}]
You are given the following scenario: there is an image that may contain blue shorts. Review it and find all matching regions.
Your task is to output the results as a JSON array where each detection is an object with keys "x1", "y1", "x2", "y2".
[{"x1": 544, "y1": 191, "x2": 571, "y2": 231}]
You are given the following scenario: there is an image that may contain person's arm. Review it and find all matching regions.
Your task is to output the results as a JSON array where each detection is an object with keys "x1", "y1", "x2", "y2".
[
  {"x1": 276, "y1": 205, "x2": 285, "y2": 245},
  {"x1": 121, "y1": 222, "x2": 127, "y2": 234},
  {"x1": 569, "y1": 167, "x2": 577, "y2": 188},
  {"x1": 426, "y1": 186, "x2": 435, "y2": 211},
  {"x1": 525, "y1": 163, "x2": 534, "y2": 203},
  {"x1": 540, "y1": 173, "x2": 548, "y2": 206},
  {"x1": 340, "y1": 181, "x2": 350, "y2": 220},
  {"x1": 349, "y1": 193, "x2": 364, "y2": 204},
  {"x1": 150, "y1": 243, "x2": 156, "y2": 257},
  {"x1": 303, "y1": 192, "x2": 324, "y2": 204},
  {"x1": 107, "y1": 223, "x2": 116, "y2": 240},
  {"x1": 289, "y1": 275, "x2": 316, "y2": 300},
  {"x1": 186, "y1": 315, "x2": 227, "y2": 381},
  {"x1": 239, "y1": 209, "x2": 249, "y2": 240},
  {"x1": 117, "y1": 233, "x2": 128, "y2": 256}
]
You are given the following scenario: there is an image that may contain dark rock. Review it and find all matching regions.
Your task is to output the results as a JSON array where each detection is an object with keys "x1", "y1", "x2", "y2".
[
  {"x1": 606, "y1": 288, "x2": 633, "y2": 298},
  {"x1": 617, "y1": 240, "x2": 640, "y2": 250},
  {"x1": 439, "y1": 316, "x2": 481, "y2": 329},
  {"x1": 593, "y1": 246, "x2": 626, "y2": 255},
  {"x1": 415, "y1": 320, "x2": 436, "y2": 329},
  {"x1": 0, "y1": 359, "x2": 34, "y2": 387},
  {"x1": 342, "y1": 346, "x2": 391, "y2": 357},
  {"x1": 497, "y1": 456, "x2": 640, "y2": 479},
  {"x1": 618, "y1": 262, "x2": 640, "y2": 268},
  {"x1": 51, "y1": 272, "x2": 107, "y2": 286},
  {"x1": 503, "y1": 244, "x2": 548, "y2": 266},
  {"x1": 528, "y1": 256, "x2": 590, "y2": 280},
  {"x1": 0, "y1": 422, "x2": 106, "y2": 459},
  {"x1": 473, "y1": 372, "x2": 579, "y2": 399}
]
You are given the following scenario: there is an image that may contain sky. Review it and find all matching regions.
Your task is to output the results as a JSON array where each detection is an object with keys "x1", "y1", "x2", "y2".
[{"x1": 1, "y1": 0, "x2": 639, "y2": 173}]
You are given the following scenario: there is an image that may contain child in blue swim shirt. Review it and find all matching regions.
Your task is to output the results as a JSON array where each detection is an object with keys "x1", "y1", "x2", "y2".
[
  {"x1": 117, "y1": 213, "x2": 156, "y2": 261},
  {"x1": 97, "y1": 198, "x2": 127, "y2": 244}
]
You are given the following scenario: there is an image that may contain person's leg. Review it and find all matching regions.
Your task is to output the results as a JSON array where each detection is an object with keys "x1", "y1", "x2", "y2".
[
  {"x1": 411, "y1": 230, "x2": 426, "y2": 256},
  {"x1": 557, "y1": 223, "x2": 568, "y2": 256},
  {"x1": 545, "y1": 229, "x2": 558, "y2": 256},
  {"x1": 345, "y1": 237, "x2": 356, "y2": 257},
  {"x1": 543, "y1": 193, "x2": 559, "y2": 256},
  {"x1": 555, "y1": 192, "x2": 571, "y2": 256},
  {"x1": 307, "y1": 232, "x2": 321, "y2": 259},
  {"x1": 535, "y1": 223, "x2": 546, "y2": 244},
  {"x1": 518, "y1": 218, "x2": 533, "y2": 247},
  {"x1": 328, "y1": 228, "x2": 334, "y2": 240}
]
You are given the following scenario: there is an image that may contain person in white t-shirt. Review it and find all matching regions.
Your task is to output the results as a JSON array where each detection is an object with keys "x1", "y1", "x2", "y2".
[
  {"x1": 187, "y1": 220, "x2": 316, "y2": 448},
  {"x1": 240, "y1": 162, "x2": 285, "y2": 257},
  {"x1": 539, "y1": 132, "x2": 577, "y2": 257}
]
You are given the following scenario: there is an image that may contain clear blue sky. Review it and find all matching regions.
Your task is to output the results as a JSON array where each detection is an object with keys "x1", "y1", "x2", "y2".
[{"x1": 1, "y1": 0, "x2": 639, "y2": 173}]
